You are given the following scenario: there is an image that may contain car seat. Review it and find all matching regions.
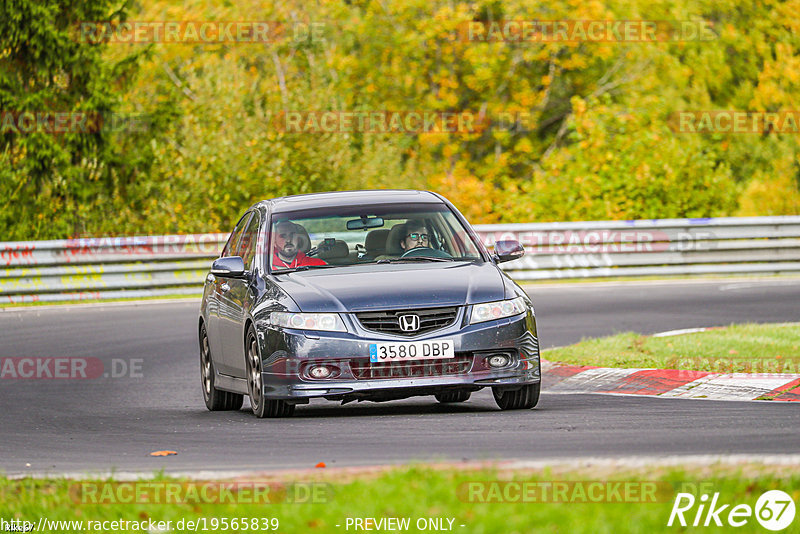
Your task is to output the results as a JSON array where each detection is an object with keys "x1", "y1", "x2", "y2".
[
  {"x1": 363, "y1": 229, "x2": 390, "y2": 260},
  {"x1": 292, "y1": 223, "x2": 312, "y2": 254},
  {"x1": 316, "y1": 240, "x2": 351, "y2": 264},
  {"x1": 374, "y1": 224, "x2": 407, "y2": 260}
]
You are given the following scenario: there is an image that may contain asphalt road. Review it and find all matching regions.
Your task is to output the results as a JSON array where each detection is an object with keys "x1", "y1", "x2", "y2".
[{"x1": 1, "y1": 278, "x2": 799, "y2": 476}]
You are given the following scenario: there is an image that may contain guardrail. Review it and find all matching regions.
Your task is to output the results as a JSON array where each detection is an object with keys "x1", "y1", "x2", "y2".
[
  {"x1": 486, "y1": 216, "x2": 800, "y2": 280},
  {"x1": 0, "y1": 234, "x2": 227, "y2": 304},
  {"x1": 2, "y1": 216, "x2": 800, "y2": 303}
]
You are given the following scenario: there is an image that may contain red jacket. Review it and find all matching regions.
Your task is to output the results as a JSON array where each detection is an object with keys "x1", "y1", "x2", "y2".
[{"x1": 272, "y1": 250, "x2": 327, "y2": 269}]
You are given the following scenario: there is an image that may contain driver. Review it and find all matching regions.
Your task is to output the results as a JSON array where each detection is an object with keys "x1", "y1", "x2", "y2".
[
  {"x1": 272, "y1": 220, "x2": 327, "y2": 269},
  {"x1": 400, "y1": 220, "x2": 430, "y2": 253}
]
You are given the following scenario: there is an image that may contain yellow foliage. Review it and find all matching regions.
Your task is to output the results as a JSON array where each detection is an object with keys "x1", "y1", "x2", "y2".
[
  {"x1": 737, "y1": 167, "x2": 800, "y2": 216},
  {"x1": 13, "y1": 0, "x2": 800, "y2": 241},
  {"x1": 515, "y1": 137, "x2": 533, "y2": 154},
  {"x1": 427, "y1": 168, "x2": 499, "y2": 224}
]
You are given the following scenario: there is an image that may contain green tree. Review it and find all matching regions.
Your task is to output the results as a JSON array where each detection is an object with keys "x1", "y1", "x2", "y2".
[
  {"x1": 4, "y1": 0, "x2": 799, "y2": 239},
  {"x1": 0, "y1": 0, "x2": 175, "y2": 239}
]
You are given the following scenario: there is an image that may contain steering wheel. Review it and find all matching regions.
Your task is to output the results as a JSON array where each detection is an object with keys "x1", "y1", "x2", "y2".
[{"x1": 399, "y1": 247, "x2": 452, "y2": 259}]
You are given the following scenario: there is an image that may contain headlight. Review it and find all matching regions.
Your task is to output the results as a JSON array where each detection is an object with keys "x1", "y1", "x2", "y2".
[
  {"x1": 268, "y1": 312, "x2": 346, "y2": 332},
  {"x1": 470, "y1": 297, "x2": 527, "y2": 324}
]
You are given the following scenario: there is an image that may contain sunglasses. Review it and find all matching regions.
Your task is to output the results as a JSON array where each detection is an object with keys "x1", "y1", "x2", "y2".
[{"x1": 406, "y1": 233, "x2": 429, "y2": 240}]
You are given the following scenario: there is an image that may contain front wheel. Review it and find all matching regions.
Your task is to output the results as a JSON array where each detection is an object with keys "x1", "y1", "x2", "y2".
[
  {"x1": 200, "y1": 323, "x2": 243, "y2": 411},
  {"x1": 246, "y1": 326, "x2": 295, "y2": 418},
  {"x1": 492, "y1": 383, "x2": 540, "y2": 410}
]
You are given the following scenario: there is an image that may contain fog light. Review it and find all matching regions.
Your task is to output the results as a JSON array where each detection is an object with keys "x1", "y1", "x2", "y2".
[
  {"x1": 487, "y1": 354, "x2": 511, "y2": 368},
  {"x1": 308, "y1": 365, "x2": 333, "y2": 379}
]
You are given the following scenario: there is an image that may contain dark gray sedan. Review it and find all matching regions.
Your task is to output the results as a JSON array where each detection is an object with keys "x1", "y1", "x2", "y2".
[{"x1": 199, "y1": 190, "x2": 540, "y2": 417}]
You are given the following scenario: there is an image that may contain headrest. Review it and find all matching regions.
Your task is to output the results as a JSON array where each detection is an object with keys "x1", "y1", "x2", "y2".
[
  {"x1": 317, "y1": 239, "x2": 349, "y2": 260},
  {"x1": 273, "y1": 222, "x2": 311, "y2": 253},
  {"x1": 385, "y1": 224, "x2": 408, "y2": 255},
  {"x1": 365, "y1": 229, "x2": 390, "y2": 253}
]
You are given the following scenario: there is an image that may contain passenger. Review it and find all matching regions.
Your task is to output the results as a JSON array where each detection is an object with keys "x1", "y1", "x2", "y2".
[
  {"x1": 400, "y1": 220, "x2": 430, "y2": 253},
  {"x1": 271, "y1": 220, "x2": 327, "y2": 269}
]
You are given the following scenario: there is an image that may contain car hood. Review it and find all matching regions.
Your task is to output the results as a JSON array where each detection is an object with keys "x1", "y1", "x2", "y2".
[{"x1": 272, "y1": 261, "x2": 506, "y2": 312}]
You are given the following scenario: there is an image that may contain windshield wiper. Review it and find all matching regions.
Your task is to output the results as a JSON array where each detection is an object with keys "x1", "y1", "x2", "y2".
[
  {"x1": 272, "y1": 264, "x2": 339, "y2": 274},
  {"x1": 375, "y1": 257, "x2": 454, "y2": 263}
]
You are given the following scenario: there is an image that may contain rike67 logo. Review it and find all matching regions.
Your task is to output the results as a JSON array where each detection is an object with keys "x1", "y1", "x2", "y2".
[{"x1": 668, "y1": 490, "x2": 795, "y2": 531}]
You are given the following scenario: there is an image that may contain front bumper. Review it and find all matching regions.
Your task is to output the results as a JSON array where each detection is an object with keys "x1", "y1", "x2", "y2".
[{"x1": 256, "y1": 310, "x2": 540, "y2": 401}]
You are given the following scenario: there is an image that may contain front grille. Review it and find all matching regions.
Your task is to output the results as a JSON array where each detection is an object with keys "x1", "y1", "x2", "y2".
[
  {"x1": 350, "y1": 355, "x2": 472, "y2": 380},
  {"x1": 355, "y1": 306, "x2": 459, "y2": 336}
]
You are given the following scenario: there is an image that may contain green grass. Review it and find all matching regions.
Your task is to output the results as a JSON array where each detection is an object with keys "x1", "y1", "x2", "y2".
[
  {"x1": 0, "y1": 294, "x2": 201, "y2": 309},
  {"x1": 519, "y1": 273, "x2": 800, "y2": 285},
  {"x1": 2, "y1": 464, "x2": 799, "y2": 533},
  {"x1": 543, "y1": 323, "x2": 800, "y2": 373}
]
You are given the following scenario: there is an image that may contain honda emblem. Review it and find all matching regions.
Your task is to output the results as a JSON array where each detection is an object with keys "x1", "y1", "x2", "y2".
[{"x1": 398, "y1": 314, "x2": 420, "y2": 332}]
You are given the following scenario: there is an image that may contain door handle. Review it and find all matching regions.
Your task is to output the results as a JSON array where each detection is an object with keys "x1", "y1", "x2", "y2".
[{"x1": 220, "y1": 282, "x2": 230, "y2": 292}]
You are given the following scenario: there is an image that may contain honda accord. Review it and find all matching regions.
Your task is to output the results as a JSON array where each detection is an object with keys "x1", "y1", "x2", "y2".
[{"x1": 198, "y1": 190, "x2": 540, "y2": 417}]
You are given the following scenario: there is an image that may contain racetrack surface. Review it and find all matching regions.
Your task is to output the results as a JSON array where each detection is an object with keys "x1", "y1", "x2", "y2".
[{"x1": 1, "y1": 279, "x2": 799, "y2": 476}]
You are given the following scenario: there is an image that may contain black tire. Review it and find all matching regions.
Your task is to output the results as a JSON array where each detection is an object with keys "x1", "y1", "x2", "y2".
[
  {"x1": 246, "y1": 326, "x2": 295, "y2": 418},
  {"x1": 492, "y1": 383, "x2": 540, "y2": 410},
  {"x1": 200, "y1": 323, "x2": 243, "y2": 411},
  {"x1": 434, "y1": 390, "x2": 471, "y2": 403}
]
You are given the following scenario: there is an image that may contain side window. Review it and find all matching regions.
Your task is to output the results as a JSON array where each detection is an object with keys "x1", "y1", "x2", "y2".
[
  {"x1": 237, "y1": 211, "x2": 261, "y2": 271},
  {"x1": 221, "y1": 212, "x2": 252, "y2": 258}
]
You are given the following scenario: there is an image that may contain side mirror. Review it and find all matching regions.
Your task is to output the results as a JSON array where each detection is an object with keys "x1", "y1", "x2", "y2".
[
  {"x1": 211, "y1": 256, "x2": 246, "y2": 277},
  {"x1": 493, "y1": 240, "x2": 524, "y2": 263}
]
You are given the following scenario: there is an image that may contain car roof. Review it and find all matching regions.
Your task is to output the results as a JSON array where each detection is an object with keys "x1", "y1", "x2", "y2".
[{"x1": 256, "y1": 190, "x2": 444, "y2": 213}]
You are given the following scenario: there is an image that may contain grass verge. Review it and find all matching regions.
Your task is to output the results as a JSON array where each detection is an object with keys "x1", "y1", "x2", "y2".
[
  {"x1": 0, "y1": 294, "x2": 201, "y2": 309},
  {"x1": 519, "y1": 273, "x2": 800, "y2": 285},
  {"x1": 1, "y1": 463, "x2": 799, "y2": 533},
  {"x1": 543, "y1": 323, "x2": 800, "y2": 373}
]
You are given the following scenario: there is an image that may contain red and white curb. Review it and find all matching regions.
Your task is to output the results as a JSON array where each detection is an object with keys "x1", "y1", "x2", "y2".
[{"x1": 542, "y1": 362, "x2": 800, "y2": 401}]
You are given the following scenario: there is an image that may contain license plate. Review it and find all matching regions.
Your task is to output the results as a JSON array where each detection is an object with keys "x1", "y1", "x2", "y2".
[{"x1": 369, "y1": 339, "x2": 455, "y2": 363}]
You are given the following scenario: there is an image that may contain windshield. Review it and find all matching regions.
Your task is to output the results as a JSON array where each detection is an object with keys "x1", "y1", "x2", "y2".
[{"x1": 268, "y1": 203, "x2": 483, "y2": 272}]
